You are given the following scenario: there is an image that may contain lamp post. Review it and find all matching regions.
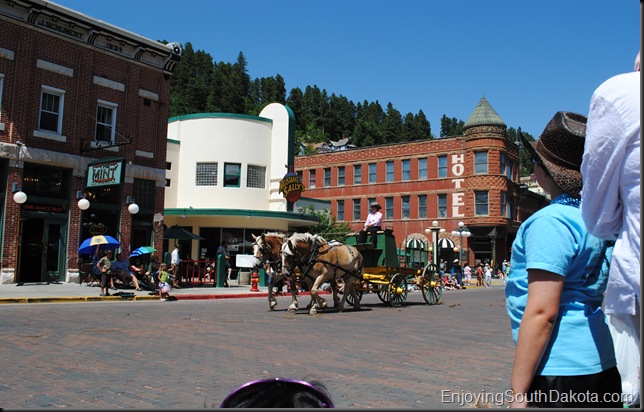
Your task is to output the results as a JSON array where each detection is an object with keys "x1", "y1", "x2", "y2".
[
  {"x1": 425, "y1": 220, "x2": 445, "y2": 265},
  {"x1": 451, "y1": 221, "x2": 471, "y2": 264}
]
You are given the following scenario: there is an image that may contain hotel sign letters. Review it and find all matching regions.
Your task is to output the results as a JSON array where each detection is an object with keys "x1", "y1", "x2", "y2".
[
  {"x1": 87, "y1": 159, "x2": 125, "y2": 187},
  {"x1": 450, "y1": 154, "x2": 465, "y2": 218}
]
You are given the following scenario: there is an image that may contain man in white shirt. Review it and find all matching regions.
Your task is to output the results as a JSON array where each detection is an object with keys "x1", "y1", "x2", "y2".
[
  {"x1": 171, "y1": 244, "x2": 181, "y2": 287},
  {"x1": 358, "y1": 202, "x2": 382, "y2": 247}
]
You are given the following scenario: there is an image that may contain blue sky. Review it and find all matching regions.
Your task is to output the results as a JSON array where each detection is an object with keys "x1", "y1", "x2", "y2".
[{"x1": 53, "y1": 0, "x2": 639, "y2": 137}]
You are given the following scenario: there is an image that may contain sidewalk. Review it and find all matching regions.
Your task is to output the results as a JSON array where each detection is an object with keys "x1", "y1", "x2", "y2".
[
  {"x1": 0, "y1": 280, "x2": 276, "y2": 304},
  {"x1": 0, "y1": 278, "x2": 505, "y2": 304}
]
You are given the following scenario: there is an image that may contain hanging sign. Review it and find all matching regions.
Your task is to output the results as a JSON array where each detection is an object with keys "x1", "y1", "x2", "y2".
[
  {"x1": 87, "y1": 158, "x2": 125, "y2": 187},
  {"x1": 279, "y1": 165, "x2": 305, "y2": 202}
]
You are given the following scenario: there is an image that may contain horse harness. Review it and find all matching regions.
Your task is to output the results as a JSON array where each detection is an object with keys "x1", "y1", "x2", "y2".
[{"x1": 289, "y1": 236, "x2": 363, "y2": 283}]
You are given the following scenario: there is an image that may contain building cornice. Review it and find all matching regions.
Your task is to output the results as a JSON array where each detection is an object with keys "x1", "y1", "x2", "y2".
[{"x1": 0, "y1": 0, "x2": 181, "y2": 74}]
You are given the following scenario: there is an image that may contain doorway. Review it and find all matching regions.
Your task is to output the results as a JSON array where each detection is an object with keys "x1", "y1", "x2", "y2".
[{"x1": 18, "y1": 218, "x2": 67, "y2": 283}]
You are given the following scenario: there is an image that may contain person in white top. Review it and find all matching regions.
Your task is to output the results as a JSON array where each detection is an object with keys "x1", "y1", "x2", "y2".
[
  {"x1": 170, "y1": 244, "x2": 182, "y2": 287},
  {"x1": 580, "y1": 52, "x2": 640, "y2": 408},
  {"x1": 358, "y1": 202, "x2": 382, "y2": 247}
]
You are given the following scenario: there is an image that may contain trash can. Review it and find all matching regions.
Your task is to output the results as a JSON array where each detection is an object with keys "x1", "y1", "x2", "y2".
[{"x1": 238, "y1": 270, "x2": 251, "y2": 285}]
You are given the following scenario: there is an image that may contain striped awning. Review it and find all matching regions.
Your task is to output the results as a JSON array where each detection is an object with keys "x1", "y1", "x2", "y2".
[
  {"x1": 437, "y1": 238, "x2": 455, "y2": 249},
  {"x1": 406, "y1": 238, "x2": 426, "y2": 250}
]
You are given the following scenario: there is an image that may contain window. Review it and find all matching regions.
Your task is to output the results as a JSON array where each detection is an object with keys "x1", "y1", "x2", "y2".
[
  {"x1": 95, "y1": 100, "x2": 117, "y2": 144},
  {"x1": 224, "y1": 163, "x2": 241, "y2": 187},
  {"x1": 401, "y1": 196, "x2": 410, "y2": 219},
  {"x1": 500, "y1": 153, "x2": 513, "y2": 179},
  {"x1": 418, "y1": 194, "x2": 427, "y2": 218},
  {"x1": 196, "y1": 163, "x2": 218, "y2": 186},
  {"x1": 166, "y1": 162, "x2": 172, "y2": 170},
  {"x1": 418, "y1": 158, "x2": 427, "y2": 179},
  {"x1": 0, "y1": 74, "x2": 4, "y2": 130},
  {"x1": 438, "y1": 155, "x2": 447, "y2": 178},
  {"x1": 386, "y1": 161, "x2": 394, "y2": 182},
  {"x1": 353, "y1": 199, "x2": 361, "y2": 221},
  {"x1": 247, "y1": 165, "x2": 266, "y2": 189},
  {"x1": 475, "y1": 151, "x2": 488, "y2": 174},
  {"x1": 133, "y1": 178, "x2": 155, "y2": 210},
  {"x1": 39, "y1": 86, "x2": 65, "y2": 134},
  {"x1": 354, "y1": 165, "x2": 362, "y2": 184},
  {"x1": 501, "y1": 192, "x2": 507, "y2": 217},
  {"x1": 385, "y1": 197, "x2": 394, "y2": 219},
  {"x1": 402, "y1": 159, "x2": 410, "y2": 181},
  {"x1": 475, "y1": 190, "x2": 489, "y2": 215},
  {"x1": 368, "y1": 163, "x2": 377, "y2": 183},
  {"x1": 309, "y1": 169, "x2": 316, "y2": 188},
  {"x1": 337, "y1": 199, "x2": 344, "y2": 221},
  {"x1": 337, "y1": 166, "x2": 345, "y2": 186},
  {"x1": 437, "y1": 194, "x2": 447, "y2": 218},
  {"x1": 324, "y1": 168, "x2": 331, "y2": 187},
  {"x1": 165, "y1": 178, "x2": 171, "y2": 187}
]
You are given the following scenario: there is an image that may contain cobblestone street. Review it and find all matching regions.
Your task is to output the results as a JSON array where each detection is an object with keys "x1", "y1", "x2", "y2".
[{"x1": 0, "y1": 286, "x2": 513, "y2": 408}]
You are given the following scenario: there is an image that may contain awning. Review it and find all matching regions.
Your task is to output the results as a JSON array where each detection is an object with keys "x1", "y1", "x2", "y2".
[
  {"x1": 437, "y1": 238, "x2": 455, "y2": 249},
  {"x1": 406, "y1": 238, "x2": 426, "y2": 250}
]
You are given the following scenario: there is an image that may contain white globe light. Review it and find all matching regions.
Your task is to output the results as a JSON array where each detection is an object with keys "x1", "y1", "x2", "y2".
[
  {"x1": 13, "y1": 190, "x2": 27, "y2": 204},
  {"x1": 78, "y1": 198, "x2": 90, "y2": 210},
  {"x1": 424, "y1": 228, "x2": 430, "y2": 234},
  {"x1": 432, "y1": 220, "x2": 439, "y2": 227},
  {"x1": 458, "y1": 221, "x2": 465, "y2": 228},
  {"x1": 451, "y1": 230, "x2": 458, "y2": 237},
  {"x1": 128, "y1": 202, "x2": 140, "y2": 214}
]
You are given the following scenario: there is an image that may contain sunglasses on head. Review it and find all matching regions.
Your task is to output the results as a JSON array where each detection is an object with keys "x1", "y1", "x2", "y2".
[{"x1": 220, "y1": 378, "x2": 333, "y2": 408}]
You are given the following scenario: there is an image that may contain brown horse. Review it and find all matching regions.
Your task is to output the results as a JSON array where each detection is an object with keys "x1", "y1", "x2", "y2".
[
  {"x1": 252, "y1": 232, "x2": 339, "y2": 311},
  {"x1": 281, "y1": 233, "x2": 363, "y2": 315}
]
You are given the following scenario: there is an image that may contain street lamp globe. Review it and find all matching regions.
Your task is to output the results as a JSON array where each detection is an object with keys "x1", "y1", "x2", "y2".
[
  {"x1": 77, "y1": 198, "x2": 90, "y2": 210},
  {"x1": 458, "y1": 221, "x2": 465, "y2": 228},
  {"x1": 13, "y1": 190, "x2": 27, "y2": 204},
  {"x1": 128, "y1": 202, "x2": 140, "y2": 214},
  {"x1": 451, "y1": 230, "x2": 459, "y2": 237}
]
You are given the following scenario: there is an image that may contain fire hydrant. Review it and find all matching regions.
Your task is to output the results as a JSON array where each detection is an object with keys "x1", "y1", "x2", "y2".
[{"x1": 250, "y1": 270, "x2": 260, "y2": 292}]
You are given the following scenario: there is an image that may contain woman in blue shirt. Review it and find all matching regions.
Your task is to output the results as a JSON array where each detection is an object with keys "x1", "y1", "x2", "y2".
[{"x1": 505, "y1": 112, "x2": 620, "y2": 408}]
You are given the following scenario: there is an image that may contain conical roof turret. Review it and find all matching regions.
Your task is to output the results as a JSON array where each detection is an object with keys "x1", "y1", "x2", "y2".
[{"x1": 463, "y1": 96, "x2": 506, "y2": 130}]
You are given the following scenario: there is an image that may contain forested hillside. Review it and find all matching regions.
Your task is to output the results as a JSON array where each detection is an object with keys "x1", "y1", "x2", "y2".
[{"x1": 167, "y1": 42, "x2": 534, "y2": 175}]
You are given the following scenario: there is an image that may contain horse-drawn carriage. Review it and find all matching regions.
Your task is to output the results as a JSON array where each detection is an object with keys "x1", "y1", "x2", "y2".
[
  {"x1": 252, "y1": 228, "x2": 443, "y2": 314},
  {"x1": 344, "y1": 229, "x2": 443, "y2": 307}
]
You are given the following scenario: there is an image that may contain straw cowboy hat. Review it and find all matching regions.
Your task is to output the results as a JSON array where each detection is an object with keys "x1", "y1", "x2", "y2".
[
  {"x1": 520, "y1": 111, "x2": 587, "y2": 198},
  {"x1": 369, "y1": 202, "x2": 382, "y2": 210}
]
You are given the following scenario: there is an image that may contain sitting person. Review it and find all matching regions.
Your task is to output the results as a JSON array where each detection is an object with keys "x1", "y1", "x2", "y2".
[
  {"x1": 357, "y1": 202, "x2": 382, "y2": 247},
  {"x1": 129, "y1": 257, "x2": 151, "y2": 290},
  {"x1": 442, "y1": 274, "x2": 459, "y2": 290},
  {"x1": 112, "y1": 252, "x2": 142, "y2": 291}
]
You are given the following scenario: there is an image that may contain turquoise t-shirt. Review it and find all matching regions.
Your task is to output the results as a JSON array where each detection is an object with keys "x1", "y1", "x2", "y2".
[{"x1": 505, "y1": 194, "x2": 616, "y2": 376}]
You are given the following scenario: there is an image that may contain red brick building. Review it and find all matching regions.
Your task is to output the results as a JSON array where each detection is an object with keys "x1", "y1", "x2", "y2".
[
  {"x1": 0, "y1": 0, "x2": 179, "y2": 283},
  {"x1": 295, "y1": 97, "x2": 547, "y2": 268}
]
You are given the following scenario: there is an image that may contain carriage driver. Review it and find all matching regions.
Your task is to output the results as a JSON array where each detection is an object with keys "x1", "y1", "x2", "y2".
[{"x1": 358, "y1": 202, "x2": 382, "y2": 247}]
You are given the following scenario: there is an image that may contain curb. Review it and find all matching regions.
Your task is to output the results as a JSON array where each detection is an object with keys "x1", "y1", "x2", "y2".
[{"x1": 0, "y1": 290, "x2": 331, "y2": 304}]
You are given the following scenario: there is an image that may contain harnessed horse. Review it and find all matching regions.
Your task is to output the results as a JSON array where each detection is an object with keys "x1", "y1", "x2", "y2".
[
  {"x1": 281, "y1": 233, "x2": 363, "y2": 315},
  {"x1": 251, "y1": 233, "x2": 339, "y2": 311}
]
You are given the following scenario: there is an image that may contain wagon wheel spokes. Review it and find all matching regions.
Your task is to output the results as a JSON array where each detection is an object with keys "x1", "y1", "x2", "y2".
[
  {"x1": 376, "y1": 284, "x2": 390, "y2": 304},
  {"x1": 420, "y1": 264, "x2": 443, "y2": 305},
  {"x1": 345, "y1": 280, "x2": 363, "y2": 306},
  {"x1": 389, "y1": 273, "x2": 408, "y2": 307}
]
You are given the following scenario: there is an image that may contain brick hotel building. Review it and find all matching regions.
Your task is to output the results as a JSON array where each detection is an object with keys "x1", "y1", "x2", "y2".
[{"x1": 294, "y1": 97, "x2": 548, "y2": 267}]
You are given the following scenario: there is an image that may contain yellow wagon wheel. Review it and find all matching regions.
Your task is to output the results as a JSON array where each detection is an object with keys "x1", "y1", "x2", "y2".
[
  {"x1": 389, "y1": 273, "x2": 408, "y2": 307},
  {"x1": 420, "y1": 263, "x2": 443, "y2": 305}
]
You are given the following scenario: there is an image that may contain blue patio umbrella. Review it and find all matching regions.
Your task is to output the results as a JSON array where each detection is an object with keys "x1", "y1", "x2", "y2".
[
  {"x1": 78, "y1": 235, "x2": 120, "y2": 255},
  {"x1": 130, "y1": 246, "x2": 157, "y2": 257}
]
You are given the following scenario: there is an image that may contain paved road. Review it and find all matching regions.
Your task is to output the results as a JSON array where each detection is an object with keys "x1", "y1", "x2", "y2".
[{"x1": 0, "y1": 286, "x2": 514, "y2": 408}]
